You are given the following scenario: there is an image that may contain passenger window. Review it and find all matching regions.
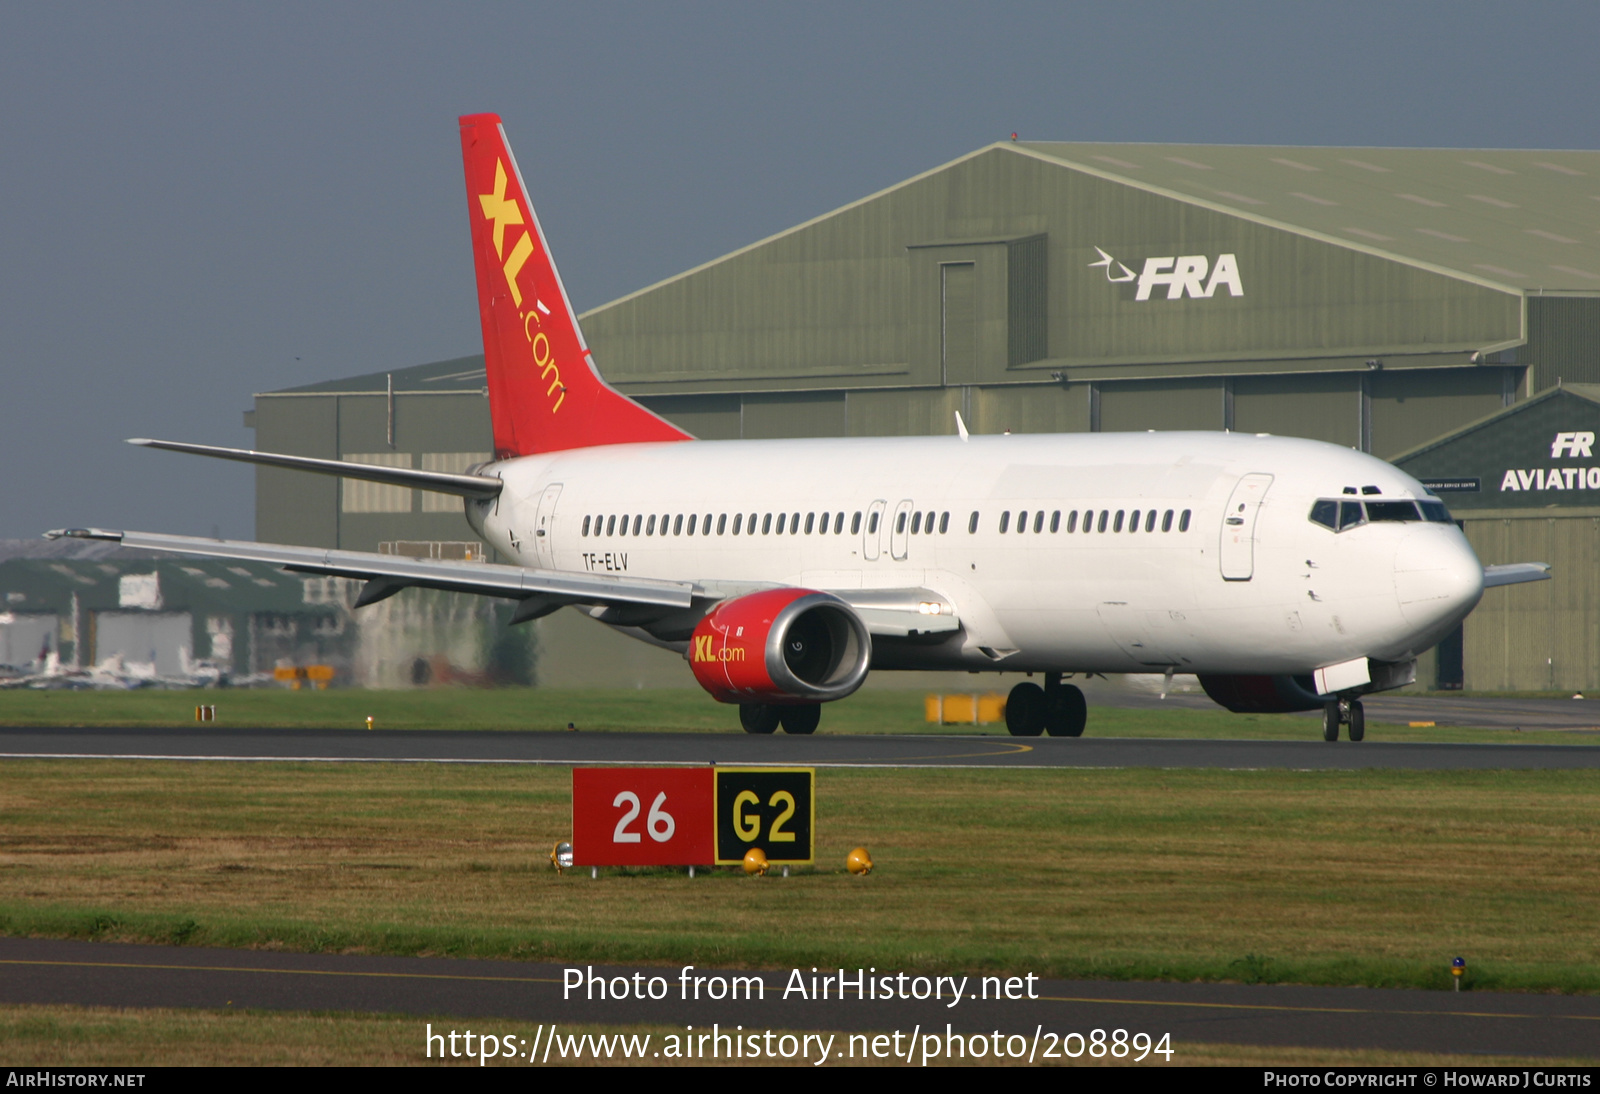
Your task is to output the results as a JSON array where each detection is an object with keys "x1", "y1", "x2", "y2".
[
  {"x1": 1067, "y1": 510, "x2": 1078, "y2": 533},
  {"x1": 1050, "y1": 511, "x2": 1060, "y2": 533},
  {"x1": 763, "y1": 514, "x2": 772, "y2": 534},
  {"x1": 999, "y1": 511, "x2": 1011, "y2": 533},
  {"x1": 1145, "y1": 510, "x2": 1156, "y2": 532},
  {"x1": 1033, "y1": 511, "x2": 1044, "y2": 533},
  {"x1": 1309, "y1": 499, "x2": 1338, "y2": 530},
  {"x1": 804, "y1": 513, "x2": 814, "y2": 534},
  {"x1": 868, "y1": 512, "x2": 879, "y2": 534},
  {"x1": 852, "y1": 512, "x2": 863, "y2": 535},
  {"x1": 1113, "y1": 510, "x2": 1125, "y2": 533},
  {"x1": 1129, "y1": 509, "x2": 1140, "y2": 532},
  {"x1": 1082, "y1": 509, "x2": 1093, "y2": 532},
  {"x1": 671, "y1": 515, "x2": 682, "y2": 536},
  {"x1": 1161, "y1": 509, "x2": 1173, "y2": 532},
  {"x1": 717, "y1": 514, "x2": 727, "y2": 535},
  {"x1": 911, "y1": 511, "x2": 922, "y2": 535},
  {"x1": 1017, "y1": 510, "x2": 1028, "y2": 533},
  {"x1": 940, "y1": 512, "x2": 950, "y2": 534},
  {"x1": 645, "y1": 514, "x2": 655, "y2": 535},
  {"x1": 606, "y1": 516, "x2": 616, "y2": 536},
  {"x1": 622, "y1": 515, "x2": 633, "y2": 537},
  {"x1": 687, "y1": 514, "x2": 697, "y2": 535},
  {"x1": 836, "y1": 512, "x2": 846, "y2": 534},
  {"x1": 1098, "y1": 511, "x2": 1109, "y2": 533},
  {"x1": 776, "y1": 513, "x2": 786, "y2": 535},
  {"x1": 634, "y1": 515, "x2": 644, "y2": 535},
  {"x1": 895, "y1": 511, "x2": 907, "y2": 534},
  {"x1": 731, "y1": 513, "x2": 741, "y2": 535},
  {"x1": 1337, "y1": 501, "x2": 1364, "y2": 530},
  {"x1": 1179, "y1": 509, "x2": 1191, "y2": 532},
  {"x1": 582, "y1": 516, "x2": 591, "y2": 537},
  {"x1": 703, "y1": 514, "x2": 712, "y2": 535},
  {"x1": 968, "y1": 511, "x2": 979, "y2": 534},
  {"x1": 791, "y1": 512, "x2": 800, "y2": 535}
]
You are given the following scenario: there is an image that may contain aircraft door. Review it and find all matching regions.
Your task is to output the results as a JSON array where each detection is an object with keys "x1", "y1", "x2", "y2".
[
  {"x1": 533, "y1": 483, "x2": 562, "y2": 568},
  {"x1": 862, "y1": 500, "x2": 887, "y2": 561},
  {"x1": 1219, "y1": 473, "x2": 1273, "y2": 581},
  {"x1": 889, "y1": 500, "x2": 914, "y2": 561}
]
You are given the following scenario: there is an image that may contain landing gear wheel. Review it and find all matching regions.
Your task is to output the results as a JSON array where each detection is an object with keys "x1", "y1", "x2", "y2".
[
  {"x1": 1005, "y1": 682, "x2": 1047, "y2": 736},
  {"x1": 1322, "y1": 702, "x2": 1341, "y2": 742},
  {"x1": 779, "y1": 704, "x2": 821, "y2": 735},
  {"x1": 739, "y1": 704, "x2": 781, "y2": 734},
  {"x1": 1347, "y1": 700, "x2": 1365, "y2": 742},
  {"x1": 1046, "y1": 684, "x2": 1087, "y2": 737}
]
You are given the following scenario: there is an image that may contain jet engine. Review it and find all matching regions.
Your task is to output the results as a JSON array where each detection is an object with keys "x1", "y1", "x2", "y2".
[
  {"x1": 1198, "y1": 674, "x2": 1324, "y2": 713},
  {"x1": 687, "y1": 588, "x2": 871, "y2": 705}
]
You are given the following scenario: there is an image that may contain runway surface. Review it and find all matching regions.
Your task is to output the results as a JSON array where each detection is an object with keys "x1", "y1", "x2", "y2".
[
  {"x1": 0, "y1": 937, "x2": 1593, "y2": 1061},
  {"x1": 1, "y1": 725, "x2": 1598, "y2": 770},
  {"x1": 1091, "y1": 686, "x2": 1600, "y2": 733}
]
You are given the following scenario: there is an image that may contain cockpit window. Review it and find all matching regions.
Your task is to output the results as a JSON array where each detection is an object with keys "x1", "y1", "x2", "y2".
[
  {"x1": 1367, "y1": 501, "x2": 1420, "y2": 522},
  {"x1": 1311, "y1": 497, "x2": 1445, "y2": 532}
]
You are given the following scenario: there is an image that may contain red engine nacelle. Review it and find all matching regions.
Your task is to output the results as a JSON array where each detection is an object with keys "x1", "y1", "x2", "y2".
[
  {"x1": 688, "y1": 588, "x2": 871, "y2": 705},
  {"x1": 1198, "y1": 674, "x2": 1324, "y2": 713}
]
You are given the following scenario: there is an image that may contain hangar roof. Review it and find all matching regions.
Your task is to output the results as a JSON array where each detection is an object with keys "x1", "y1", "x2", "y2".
[
  {"x1": 1015, "y1": 142, "x2": 1600, "y2": 293},
  {"x1": 263, "y1": 354, "x2": 486, "y2": 397}
]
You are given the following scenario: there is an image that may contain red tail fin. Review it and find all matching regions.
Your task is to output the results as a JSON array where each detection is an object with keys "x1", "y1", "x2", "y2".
[{"x1": 459, "y1": 113, "x2": 693, "y2": 457}]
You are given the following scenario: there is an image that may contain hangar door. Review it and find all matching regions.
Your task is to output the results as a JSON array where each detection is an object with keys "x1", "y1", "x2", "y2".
[
  {"x1": 94, "y1": 612, "x2": 193, "y2": 676},
  {"x1": 0, "y1": 614, "x2": 59, "y2": 669},
  {"x1": 941, "y1": 263, "x2": 977, "y2": 386}
]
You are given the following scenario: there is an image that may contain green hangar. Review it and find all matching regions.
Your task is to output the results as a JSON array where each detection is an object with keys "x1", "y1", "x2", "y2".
[{"x1": 250, "y1": 141, "x2": 1600, "y2": 691}]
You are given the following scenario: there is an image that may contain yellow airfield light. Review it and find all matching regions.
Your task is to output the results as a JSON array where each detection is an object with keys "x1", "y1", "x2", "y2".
[
  {"x1": 550, "y1": 841, "x2": 574, "y2": 875},
  {"x1": 846, "y1": 847, "x2": 874, "y2": 875},
  {"x1": 742, "y1": 847, "x2": 769, "y2": 876}
]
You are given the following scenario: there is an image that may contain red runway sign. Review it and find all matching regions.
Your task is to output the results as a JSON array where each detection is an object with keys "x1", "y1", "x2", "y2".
[{"x1": 571, "y1": 767, "x2": 714, "y2": 866}]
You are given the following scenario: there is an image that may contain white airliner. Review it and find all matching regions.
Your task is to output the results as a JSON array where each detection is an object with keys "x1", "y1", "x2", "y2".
[{"x1": 50, "y1": 114, "x2": 1550, "y2": 741}]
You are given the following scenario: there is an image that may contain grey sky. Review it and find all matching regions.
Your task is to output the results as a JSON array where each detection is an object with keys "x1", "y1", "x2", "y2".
[{"x1": 3, "y1": 2, "x2": 1597, "y2": 540}]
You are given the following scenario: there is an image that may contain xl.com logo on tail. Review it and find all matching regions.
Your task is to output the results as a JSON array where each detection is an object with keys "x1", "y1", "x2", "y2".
[{"x1": 1091, "y1": 247, "x2": 1244, "y2": 301}]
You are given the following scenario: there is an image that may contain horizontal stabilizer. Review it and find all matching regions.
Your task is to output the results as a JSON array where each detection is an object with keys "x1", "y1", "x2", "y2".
[
  {"x1": 127, "y1": 439, "x2": 503, "y2": 500},
  {"x1": 1483, "y1": 562, "x2": 1552, "y2": 588},
  {"x1": 43, "y1": 528, "x2": 692, "y2": 610}
]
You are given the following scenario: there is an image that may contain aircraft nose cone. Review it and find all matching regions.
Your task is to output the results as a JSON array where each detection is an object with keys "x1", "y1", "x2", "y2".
[{"x1": 1393, "y1": 527, "x2": 1484, "y2": 629}]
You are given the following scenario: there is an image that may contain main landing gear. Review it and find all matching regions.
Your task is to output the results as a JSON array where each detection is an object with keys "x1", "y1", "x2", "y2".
[
  {"x1": 1005, "y1": 673, "x2": 1088, "y2": 737},
  {"x1": 1322, "y1": 698, "x2": 1365, "y2": 742},
  {"x1": 739, "y1": 703, "x2": 820, "y2": 735}
]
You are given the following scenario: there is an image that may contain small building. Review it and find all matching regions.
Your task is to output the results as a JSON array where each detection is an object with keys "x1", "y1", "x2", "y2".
[{"x1": 1394, "y1": 384, "x2": 1600, "y2": 691}]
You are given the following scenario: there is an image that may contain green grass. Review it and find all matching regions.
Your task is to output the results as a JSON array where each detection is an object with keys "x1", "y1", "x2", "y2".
[
  {"x1": 0, "y1": 686, "x2": 1592, "y2": 745},
  {"x1": 2, "y1": 760, "x2": 1597, "y2": 993}
]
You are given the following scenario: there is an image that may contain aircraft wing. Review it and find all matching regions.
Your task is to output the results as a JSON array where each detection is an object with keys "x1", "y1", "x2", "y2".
[
  {"x1": 1483, "y1": 562, "x2": 1552, "y2": 588},
  {"x1": 45, "y1": 528, "x2": 693, "y2": 613}
]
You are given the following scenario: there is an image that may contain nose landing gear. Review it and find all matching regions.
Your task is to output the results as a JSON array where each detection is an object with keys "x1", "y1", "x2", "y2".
[{"x1": 1322, "y1": 698, "x2": 1365, "y2": 742}]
